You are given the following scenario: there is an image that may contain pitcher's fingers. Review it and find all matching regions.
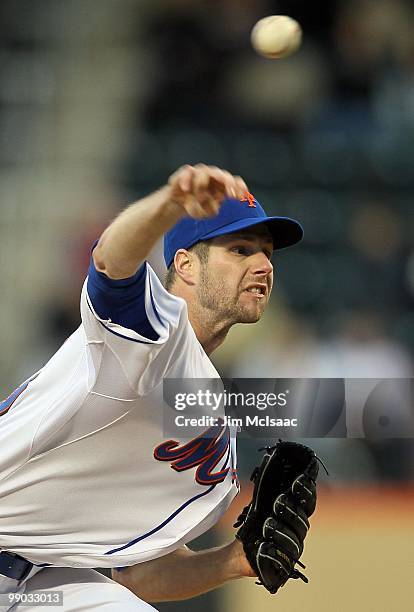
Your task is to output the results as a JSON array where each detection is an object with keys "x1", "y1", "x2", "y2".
[
  {"x1": 234, "y1": 175, "x2": 249, "y2": 197},
  {"x1": 195, "y1": 165, "x2": 241, "y2": 199},
  {"x1": 184, "y1": 195, "x2": 216, "y2": 219},
  {"x1": 210, "y1": 169, "x2": 248, "y2": 199},
  {"x1": 192, "y1": 166, "x2": 230, "y2": 199},
  {"x1": 197, "y1": 194, "x2": 222, "y2": 216},
  {"x1": 218, "y1": 169, "x2": 240, "y2": 199},
  {"x1": 193, "y1": 168, "x2": 211, "y2": 195},
  {"x1": 168, "y1": 165, "x2": 195, "y2": 193},
  {"x1": 169, "y1": 164, "x2": 248, "y2": 201}
]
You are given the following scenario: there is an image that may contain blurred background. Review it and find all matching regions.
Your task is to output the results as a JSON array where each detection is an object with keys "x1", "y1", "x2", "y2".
[{"x1": 0, "y1": 0, "x2": 413, "y2": 609}]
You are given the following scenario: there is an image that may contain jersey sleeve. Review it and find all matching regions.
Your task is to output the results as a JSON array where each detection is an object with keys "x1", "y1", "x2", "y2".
[
  {"x1": 86, "y1": 256, "x2": 160, "y2": 340},
  {"x1": 80, "y1": 259, "x2": 188, "y2": 396}
]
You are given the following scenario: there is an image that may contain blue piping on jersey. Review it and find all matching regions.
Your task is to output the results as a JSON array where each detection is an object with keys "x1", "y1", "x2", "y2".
[
  {"x1": 87, "y1": 298, "x2": 154, "y2": 345},
  {"x1": 86, "y1": 274, "x2": 168, "y2": 343},
  {"x1": 222, "y1": 439, "x2": 231, "y2": 469},
  {"x1": 106, "y1": 446, "x2": 233, "y2": 556},
  {"x1": 0, "y1": 372, "x2": 40, "y2": 417},
  {"x1": 104, "y1": 484, "x2": 216, "y2": 555},
  {"x1": 99, "y1": 319, "x2": 155, "y2": 345}
]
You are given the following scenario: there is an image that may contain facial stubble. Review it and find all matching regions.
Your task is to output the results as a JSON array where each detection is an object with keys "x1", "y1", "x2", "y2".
[{"x1": 197, "y1": 264, "x2": 264, "y2": 325}]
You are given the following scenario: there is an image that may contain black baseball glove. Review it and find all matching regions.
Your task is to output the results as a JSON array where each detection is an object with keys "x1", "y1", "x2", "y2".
[{"x1": 234, "y1": 440, "x2": 321, "y2": 594}]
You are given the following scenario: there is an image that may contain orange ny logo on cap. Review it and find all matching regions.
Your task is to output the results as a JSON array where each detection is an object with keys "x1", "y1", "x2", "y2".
[{"x1": 240, "y1": 192, "x2": 257, "y2": 208}]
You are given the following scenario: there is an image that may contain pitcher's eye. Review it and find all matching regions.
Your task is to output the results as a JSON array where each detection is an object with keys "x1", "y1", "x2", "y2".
[{"x1": 231, "y1": 246, "x2": 249, "y2": 256}]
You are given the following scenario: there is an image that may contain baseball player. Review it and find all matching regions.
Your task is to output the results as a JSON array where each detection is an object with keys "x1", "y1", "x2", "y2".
[{"x1": 0, "y1": 164, "x2": 304, "y2": 610}]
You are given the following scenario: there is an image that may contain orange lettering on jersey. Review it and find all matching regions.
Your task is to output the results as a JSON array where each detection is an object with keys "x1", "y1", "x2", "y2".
[{"x1": 240, "y1": 192, "x2": 257, "y2": 208}]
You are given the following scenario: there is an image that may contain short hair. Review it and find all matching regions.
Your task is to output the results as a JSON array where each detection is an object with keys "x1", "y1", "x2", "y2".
[{"x1": 165, "y1": 241, "x2": 210, "y2": 291}]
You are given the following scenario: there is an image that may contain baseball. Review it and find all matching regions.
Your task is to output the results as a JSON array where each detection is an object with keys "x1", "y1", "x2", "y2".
[{"x1": 251, "y1": 15, "x2": 302, "y2": 59}]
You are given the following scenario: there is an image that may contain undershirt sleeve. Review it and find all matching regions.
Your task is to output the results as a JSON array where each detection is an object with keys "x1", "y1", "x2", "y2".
[{"x1": 86, "y1": 254, "x2": 159, "y2": 341}]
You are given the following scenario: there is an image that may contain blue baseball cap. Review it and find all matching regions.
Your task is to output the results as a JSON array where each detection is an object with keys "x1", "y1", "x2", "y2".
[{"x1": 164, "y1": 193, "x2": 303, "y2": 267}]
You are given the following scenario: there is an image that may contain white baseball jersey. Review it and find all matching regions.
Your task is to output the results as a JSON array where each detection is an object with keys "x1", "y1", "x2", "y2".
[{"x1": 0, "y1": 258, "x2": 238, "y2": 569}]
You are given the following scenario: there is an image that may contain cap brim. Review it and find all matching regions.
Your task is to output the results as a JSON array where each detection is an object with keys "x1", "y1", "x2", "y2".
[{"x1": 200, "y1": 216, "x2": 303, "y2": 251}]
